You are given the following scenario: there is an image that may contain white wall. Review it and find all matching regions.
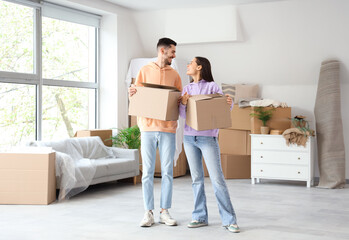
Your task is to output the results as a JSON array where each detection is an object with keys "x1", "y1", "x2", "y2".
[{"x1": 133, "y1": 0, "x2": 349, "y2": 178}]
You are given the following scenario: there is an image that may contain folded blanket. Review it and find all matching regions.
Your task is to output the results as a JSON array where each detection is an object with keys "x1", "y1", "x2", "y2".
[
  {"x1": 282, "y1": 128, "x2": 311, "y2": 147},
  {"x1": 250, "y1": 99, "x2": 288, "y2": 108},
  {"x1": 238, "y1": 97, "x2": 261, "y2": 108}
]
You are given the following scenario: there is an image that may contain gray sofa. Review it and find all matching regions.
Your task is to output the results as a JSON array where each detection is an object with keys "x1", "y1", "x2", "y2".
[{"x1": 29, "y1": 136, "x2": 139, "y2": 200}]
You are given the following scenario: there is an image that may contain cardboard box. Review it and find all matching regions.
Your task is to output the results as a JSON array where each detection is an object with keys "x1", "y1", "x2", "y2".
[
  {"x1": 221, "y1": 154, "x2": 251, "y2": 179},
  {"x1": 75, "y1": 129, "x2": 113, "y2": 147},
  {"x1": 203, "y1": 158, "x2": 209, "y2": 177},
  {"x1": 0, "y1": 152, "x2": 56, "y2": 205},
  {"x1": 230, "y1": 106, "x2": 252, "y2": 130},
  {"x1": 229, "y1": 106, "x2": 291, "y2": 133},
  {"x1": 186, "y1": 94, "x2": 232, "y2": 131},
  {"x1": 219, "y1": 129, "x2": 251, "y2": 155},
  {"x1": 128, "y1": 83, "x2": 181, "y2": 121},
  {"x1": 250, "y1": 107, "x2": 291, "y2": 134},
  {"x1": 203, "y1": 154, "x2": 251, "y2": 179},
  {"x1": 247, "y1": 131, "x2": 251, "y2": 154},
  {"x1": 130, "y1": 115, "x2": 137, "y2": 127}
]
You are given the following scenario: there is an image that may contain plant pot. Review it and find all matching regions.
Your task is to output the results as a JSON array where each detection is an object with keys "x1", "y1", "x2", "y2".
[{"x1": 260, "y1": 126, "x2": 270, "y2": 134}]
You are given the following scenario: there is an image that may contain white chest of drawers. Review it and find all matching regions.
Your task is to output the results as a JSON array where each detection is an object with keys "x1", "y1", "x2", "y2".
[{"x1": 251, "y1": 134, "x2": 314, "y2": 187}]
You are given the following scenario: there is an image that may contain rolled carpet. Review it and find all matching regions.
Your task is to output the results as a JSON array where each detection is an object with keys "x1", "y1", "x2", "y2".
[{"x1": 314, "y1": 59, "x2": 345, "y2": 188}]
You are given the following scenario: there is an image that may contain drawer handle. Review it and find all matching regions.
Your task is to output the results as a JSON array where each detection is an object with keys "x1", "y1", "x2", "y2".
[
  {"x1": 260, "y1": 156, "x2": 263, "y2": 158},
  {"x1": 298, "y1": 157, "x2": 301, "y2": 160},
  {"x1": 260, "y1": 169, "x2": 263, "y2": 172},
  {"x1": 260, "y1": 142, "x2": 263, "y2": 145},
  {"x1": 298, "y1": 171, "x2": 301, "y2": 174}
]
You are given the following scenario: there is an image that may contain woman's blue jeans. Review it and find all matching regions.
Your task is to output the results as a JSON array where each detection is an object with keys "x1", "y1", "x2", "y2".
[
  {"x1": 183, "y1": 135, "x2": 237, "y2": 226},
  {"x1": 141, "y1": 131, "x2": 175, "y2": 211}
]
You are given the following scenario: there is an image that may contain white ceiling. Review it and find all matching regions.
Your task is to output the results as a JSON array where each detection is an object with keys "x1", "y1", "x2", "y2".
[{"x1": 104, "y1": 0, "x2": 287, "y2": 11}]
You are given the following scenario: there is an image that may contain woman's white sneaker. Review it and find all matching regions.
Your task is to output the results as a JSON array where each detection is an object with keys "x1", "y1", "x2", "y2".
[
  {"x1": 140, "y1": 211, "x2": 154, "y2": 227},
  {"x1": 159, "y1": 210, "x2": 177, "y2": 226}
]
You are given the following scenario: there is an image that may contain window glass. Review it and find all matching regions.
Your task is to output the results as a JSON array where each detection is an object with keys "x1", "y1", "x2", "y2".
[
  {"x1": 0, "y1": 82, "x2": 36, "y2": 149},
  {"x1": 42, "y1": 17, "x2": 96, "y2": 82},
  {"x1": 0, "y1": 1, "x2": 34, "y2": 73},
  {"x1": 42, "y1": 86, "x2": 96, "y2": 140}
]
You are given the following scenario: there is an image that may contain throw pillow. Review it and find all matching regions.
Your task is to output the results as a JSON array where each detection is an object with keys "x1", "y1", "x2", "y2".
[
  {"x1": 234, "y1": 84, "x2": 259, "y2": 104},
  {"x1": 221, "y1": 83, "x2": 236, "y2": 103}
]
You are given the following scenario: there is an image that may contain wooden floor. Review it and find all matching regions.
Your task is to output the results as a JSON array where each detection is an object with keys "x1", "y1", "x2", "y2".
[{"x1": 1, "y1": 175, "x2": 348, "y2": 240}]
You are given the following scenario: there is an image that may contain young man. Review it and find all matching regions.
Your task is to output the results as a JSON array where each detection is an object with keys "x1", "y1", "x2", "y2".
[{"x1": 128, "y1": 38, "x2": 182, "y2": 227}]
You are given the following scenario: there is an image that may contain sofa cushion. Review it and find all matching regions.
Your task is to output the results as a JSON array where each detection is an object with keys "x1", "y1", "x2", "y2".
[{"x1": 78, "y1": 158, "x2": 136, "y2": 179}]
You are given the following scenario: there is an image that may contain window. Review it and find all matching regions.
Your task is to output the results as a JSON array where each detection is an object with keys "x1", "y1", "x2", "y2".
[{"x1": 0, "y1": 0, "x2": 100, "y2": 148}]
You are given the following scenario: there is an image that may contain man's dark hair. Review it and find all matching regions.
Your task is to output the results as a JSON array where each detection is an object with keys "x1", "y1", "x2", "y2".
[{"x1": 157, "y1": 37, "x2": 177, "y2": 49}]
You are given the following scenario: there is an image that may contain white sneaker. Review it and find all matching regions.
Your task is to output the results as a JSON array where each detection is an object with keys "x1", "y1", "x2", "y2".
[
  {"x1": 159, "y1": 209, "x2": 177, "y2": 226},
  {"x1": 140, "y1": 211, "x2": 154, "y2": 227}
]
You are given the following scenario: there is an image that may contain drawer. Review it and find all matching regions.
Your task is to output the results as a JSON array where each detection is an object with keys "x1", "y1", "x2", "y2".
[
  {"x1": 252, "y1": 164, "x2": 309, "y2": 180},
  {"x1": 251, "y1": 136, "x2": 310, "y2": 152},
  {"x1": 252, "y1": 151, "x2": 309, "y2": 165}
]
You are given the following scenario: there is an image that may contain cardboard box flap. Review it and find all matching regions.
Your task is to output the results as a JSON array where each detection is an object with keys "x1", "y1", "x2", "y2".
[
  {"x1": 141, "y1": 82, "x2": 179, "y2": 91},
  {"x1": 191, "y1": 94, "x2": 223, "y2": 101},
  {"x1": 206, "y1": 93, "x2": 223, "y2": 98}
]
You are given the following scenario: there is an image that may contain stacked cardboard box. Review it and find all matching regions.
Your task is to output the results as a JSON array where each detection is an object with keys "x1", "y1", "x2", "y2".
[
  {"x1": 0, "y1": 152, "x2": 56, "y2": 205},
  {"x1": 230, "y1": 106, "x2": 291, "y2": 133},
  {"x1": 203, "y1": 129, "x2": 251, "y2": 179},
  {"x1": 75, "y1": 129, "x2": 113, "y2": 147}
]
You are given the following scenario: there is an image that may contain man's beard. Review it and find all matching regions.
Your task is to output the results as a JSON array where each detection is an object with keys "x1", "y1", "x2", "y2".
[{"x1": 164, "y1": 58, "x2": 172, "y2": 66}]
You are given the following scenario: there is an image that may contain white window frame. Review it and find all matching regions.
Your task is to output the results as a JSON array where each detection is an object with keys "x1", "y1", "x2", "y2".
[{"x1": 0, "y1": 0, "x2": 101, "y2": 140}]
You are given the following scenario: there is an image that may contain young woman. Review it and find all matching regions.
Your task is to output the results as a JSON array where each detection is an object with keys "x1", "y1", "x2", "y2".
[{"x1": 179, "y1": 57, "x2": 240, "y2": 233}]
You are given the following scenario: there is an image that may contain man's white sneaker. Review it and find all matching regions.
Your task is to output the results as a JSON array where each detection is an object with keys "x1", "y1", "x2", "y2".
[
  {"x1": 140, "y1": 211, "x2": 154, "y2": 227},
  {"x1": 159, "y1": 209, "x2": 177, "y2": 226}
]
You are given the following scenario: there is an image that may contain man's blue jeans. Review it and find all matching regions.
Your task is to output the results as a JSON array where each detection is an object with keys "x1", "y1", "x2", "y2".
[
  {"x1": 183, "y1": 135, "x2": 237, "y2": 226},
  {"x1": 141, "y1": 131, "x2": 175, "y2": 210}
]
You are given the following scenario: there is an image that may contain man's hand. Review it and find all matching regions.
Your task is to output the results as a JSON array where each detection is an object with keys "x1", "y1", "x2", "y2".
[
  {"x1": 180, "y1": 92, "x2": 191, "y2": 105},
  {"x1": 128, "y1": 84, "x2": 137, "y2": 97},
  {"x1": 225, "y1": 94, "x2": 233, "y2": 106}
]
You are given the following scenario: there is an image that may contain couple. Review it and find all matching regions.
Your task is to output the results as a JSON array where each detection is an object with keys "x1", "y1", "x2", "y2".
[{"x1": 128, "y1": 37, "x2": 240, "y2": 233}]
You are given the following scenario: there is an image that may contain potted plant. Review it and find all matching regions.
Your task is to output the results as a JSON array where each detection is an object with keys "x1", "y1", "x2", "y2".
[
  {"x1": 250, "y1": 107, "x2": 274, "y2": 134},
  {"x1": 110, "y1": 125, "x2": 141, "y2": 149},
  {"x1": 291, "y1": 115, "x2": 315, "y2": 136}
]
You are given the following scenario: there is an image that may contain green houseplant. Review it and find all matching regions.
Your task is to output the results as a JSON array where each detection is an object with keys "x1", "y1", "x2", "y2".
[
  {"x1": 110, "y1": 125, "x2": 141, "y2": 149},
  {"x1": 250, "y1": 107, "x2": 274, "y2": 134}
]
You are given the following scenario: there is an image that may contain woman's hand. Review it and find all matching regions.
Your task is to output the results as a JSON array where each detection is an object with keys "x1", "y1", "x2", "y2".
[
  {"x1": 226, "y1": 94, "x2": 233, "y2": 106},
  {"x1": 128, "y1": 84, "x2": 137, "y2": 97},
  {"x1": 180, "y1": 92, "x2": 191, "y2": 105}
]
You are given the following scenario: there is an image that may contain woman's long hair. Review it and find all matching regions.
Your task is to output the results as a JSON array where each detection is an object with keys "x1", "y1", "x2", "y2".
[{"x1": 195, "y1": 56, "x2": 215, "y2": 82}]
